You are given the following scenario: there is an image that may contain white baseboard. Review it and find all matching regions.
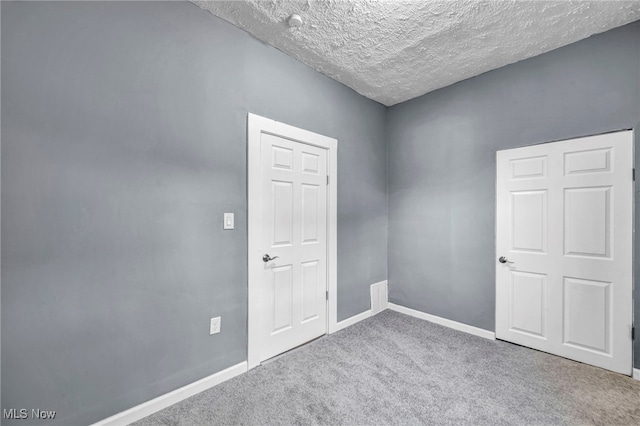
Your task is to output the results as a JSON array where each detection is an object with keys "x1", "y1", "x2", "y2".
[
  {"x1": 333, "y1": 310, "x2": 371, "y2": 333},
  {"x1": 92, "y1": 361, "x2": 248, "y2": 426},
  {"x1": 388, "y1": 303, "x2": 495, "y2": 340},
  {"x1": 634, "y1": 369, "x2": 640, "y2": 381}
]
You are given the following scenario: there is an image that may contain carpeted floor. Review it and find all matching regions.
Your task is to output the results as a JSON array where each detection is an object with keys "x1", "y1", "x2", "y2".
[{"x1": 134, "y1": 310, "x2": 640, "y2": 425}]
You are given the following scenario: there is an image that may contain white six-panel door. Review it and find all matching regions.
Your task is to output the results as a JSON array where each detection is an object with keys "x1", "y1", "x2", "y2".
[
  {"x1": 258, "y1": 133, "x2": 328, "y2": 362},
  {"x1": 496, "y1": 130, "x2": 633, "y2": 375},
  {"x1": 248, "y1": 114, "x2": 337, "y2": 369}
]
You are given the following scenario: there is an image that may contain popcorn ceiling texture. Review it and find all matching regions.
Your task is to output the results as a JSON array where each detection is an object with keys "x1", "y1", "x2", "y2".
[{"x1": 193, "y1": 1, "x2": 640, "y2": 106}]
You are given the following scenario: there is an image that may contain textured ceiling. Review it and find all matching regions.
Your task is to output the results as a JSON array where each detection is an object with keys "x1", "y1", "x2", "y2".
[{"x1": 193, "y1": 1, "x2": 640, "y2": 106}]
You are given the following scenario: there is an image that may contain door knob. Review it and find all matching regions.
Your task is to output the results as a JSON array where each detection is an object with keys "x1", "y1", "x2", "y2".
[
  {"x1": 263, "y1": 254, "x2": 279, "y2": 263},
  {"x1": 498, "y1": 256, "x2": 514, "y2": 264}
]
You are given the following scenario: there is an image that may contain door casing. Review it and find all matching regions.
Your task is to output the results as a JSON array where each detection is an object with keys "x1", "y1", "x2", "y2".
[{"x1": 247, "y1": 113, "x2": 338, "y2": 369}]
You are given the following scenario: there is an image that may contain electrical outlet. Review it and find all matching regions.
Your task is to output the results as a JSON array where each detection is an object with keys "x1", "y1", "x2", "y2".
[{"x1": 210, "y1": 317, "x2": 221, "y2": 335}]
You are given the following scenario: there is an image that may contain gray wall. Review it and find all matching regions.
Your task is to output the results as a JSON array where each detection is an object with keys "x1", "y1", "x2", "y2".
[
  {"x1": 1, "y1": 2, "x2": 387, "y2": 425},
  {"x1": 387, "y1": 21, "x2": 640, "y2": 366}
]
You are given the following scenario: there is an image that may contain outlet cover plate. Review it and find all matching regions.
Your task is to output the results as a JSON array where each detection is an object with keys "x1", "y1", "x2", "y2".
[{"x1": 210, "y1": 317, "x2": 221, "y2": 335}]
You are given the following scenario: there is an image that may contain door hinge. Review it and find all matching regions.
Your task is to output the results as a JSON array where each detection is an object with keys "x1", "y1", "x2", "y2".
[
  {"x1": 326, "y1": 291, "x2": 329, "y2": 300},
  {"x1": 326, "y1": 175, "x2": 329, "y2": 185},
  {"x1": 633, "y1": 168, "x2": 636, "y2": 181},
  {"x1": 633, "y1": 326, "x2": 635, "y2": 340}
]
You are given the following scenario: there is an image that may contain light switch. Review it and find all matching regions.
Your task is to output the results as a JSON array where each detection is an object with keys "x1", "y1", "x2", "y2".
[{"x1": 223, "y1": 213, "x2": 234, "y2": 230}]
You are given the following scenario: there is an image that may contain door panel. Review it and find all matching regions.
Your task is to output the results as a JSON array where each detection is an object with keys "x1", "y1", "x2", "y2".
[
  {"x1": 272, "y1": 181, "x2": 293, "y2": 246},
  {"x1": 302, "y1": 184, "x2": 319, "y2": 243},
  {"x1": 301, "y1": 261, "x2": 319, "y2": 322},
  {"x1": 510, "y1": 155, "x2": 548, "y2": 179},
  {"x1": 511, "y1": 190, "x2": 547, "y2": 253},
  {"x1": 272, "y1": 265, "x2": 293, "y2": 333},
  {"x1": 564, "y1": 187, "x2": 611, "y2": 258},
  {"x1": 564, "y1": 148, "x2": 611, "y2": 175},
  {"x1": 510, "y1": 271, "x2": 546, "y2": 338},
  {"x1": 563, "y1": 277, "x2": 610, "y2": 353},
  {"x1": 496, "y1": 130, "x2": 633, "y2": 375}
]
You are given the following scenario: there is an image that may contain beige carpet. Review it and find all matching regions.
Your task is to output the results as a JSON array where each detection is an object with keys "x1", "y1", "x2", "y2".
[{"x1": 135, "y1": 310, "x2": 640, "y2": 425}]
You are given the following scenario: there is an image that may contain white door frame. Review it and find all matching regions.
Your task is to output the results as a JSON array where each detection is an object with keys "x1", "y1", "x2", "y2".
[
  {"x1": 247, "y1": 113, "x2": 338, "y2": 370},
  {"x1": 494, "y1": 128, "x2": 634, "y2": 374}
]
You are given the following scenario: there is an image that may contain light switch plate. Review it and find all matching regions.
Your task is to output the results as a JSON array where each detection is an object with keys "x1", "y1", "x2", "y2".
[{"x1": 223, "y1": 213, "x2": 234, "y2": 230}]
